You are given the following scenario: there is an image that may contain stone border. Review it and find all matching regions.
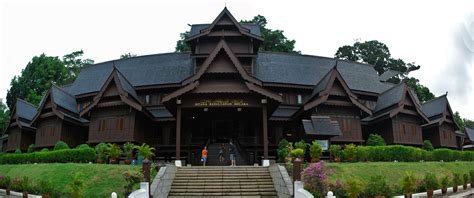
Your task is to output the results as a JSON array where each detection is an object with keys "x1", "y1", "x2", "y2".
[
  {"x1": 0, "y1": 189, "x2": 42, "y2": 198},
  {"x1": 150, "y1": 164, "x2": 177, "y2": 198},
  {"x1": 269, "y1": 164, "x2": 293, "y2": 198}
]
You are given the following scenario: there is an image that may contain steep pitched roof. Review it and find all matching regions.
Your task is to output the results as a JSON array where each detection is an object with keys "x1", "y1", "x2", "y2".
[
  {"x1": 269, "y1": 105, "x2": 300, "y2": 121},
  {"x1": 373, "y1": 83, "x2": 406, "y2": 112},
  {"x1": 466, "y1": 128, "x2": 474, "y2": 142},
  {"x1": 15, "y1": 99, "x2": 38, "y2": 122},
  {"x1": 146, "y1": 106, "x2": 174, "y2": 121},
  {"x1": 80, "y1": 67, "x2": 142, "y2": 116},
  {"x1": 302, "y1": 116, "x2": 342, "y2": 136},
  {"x1": 254, "y1": 52, "x2": 393, "y2": 94},
  {"x1": 421, "y1": 94, "x2": 448, "y2": 118},
  {"x1": 66, "y1": 53, "x2": 193, "y2": 96},
  {"x1": 189, "y1": 23, "x2": 261, "y2": 37},
  {"x1": 51, "y1": 84, "x2": 79, "y2": 114},
  {"x1": 185, "y1": 8, "x2": 263, "y2": 42},
  {"x1": 302, "y1": 66, "x2": 372, "y2": 115}
]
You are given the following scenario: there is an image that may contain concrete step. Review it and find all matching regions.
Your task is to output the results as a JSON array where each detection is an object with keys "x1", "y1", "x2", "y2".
[
  {"x1": 171, "y1": 184, "x2": 276, "y2": 189},
  {"x1": 172, "y1": 179, "x2": 273, "y2": 183},
  {"x1": 168, "y1": 196, "x2": 277, "y2": 198},
  {"x1": 172, "y1": 181, "x2": 275, "y2": 186},
  {"x1": 170, "y1": 188, "x2": 276, "y2": 193},
  {"x1": 168, "y1": 192, "x2": 278, "y2": 196}
]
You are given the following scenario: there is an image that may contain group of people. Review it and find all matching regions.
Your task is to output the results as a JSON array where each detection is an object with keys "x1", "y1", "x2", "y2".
[{"x1": 201, "y1": 141, "x2": 237, "y2": 166}]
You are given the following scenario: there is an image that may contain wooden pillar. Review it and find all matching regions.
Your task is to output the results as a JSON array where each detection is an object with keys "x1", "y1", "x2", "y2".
[
  {"x1": 176, "y1": 106, "x2": 181, "y2": 160},
  {"x1": 262, "y1": 106, "x2": 268, "y2": 159}
]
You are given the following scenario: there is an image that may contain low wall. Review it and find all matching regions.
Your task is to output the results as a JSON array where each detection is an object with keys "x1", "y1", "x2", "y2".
[
  {"x1": 150, "y1": 164, "x2": 177, "y2": 198},
  {"x1": 269, "y1": 164, "x2": 292, "y2": 198}
]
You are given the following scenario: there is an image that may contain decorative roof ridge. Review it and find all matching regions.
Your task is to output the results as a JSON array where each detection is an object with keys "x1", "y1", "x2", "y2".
[
  {"x1": 422, "y1": 93, "x2": 448, "y2": 105},
  {"x1": 81, "y1": 52, "x2": 191, "y2": 70},
  {"x1": 51, "y1": 83, "x2": 76, "y2": 99}
]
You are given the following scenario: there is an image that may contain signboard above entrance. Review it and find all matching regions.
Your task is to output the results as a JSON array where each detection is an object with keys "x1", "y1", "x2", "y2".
[{"x1": 194, "y1": 99, "x2": 249, "y2": 107}]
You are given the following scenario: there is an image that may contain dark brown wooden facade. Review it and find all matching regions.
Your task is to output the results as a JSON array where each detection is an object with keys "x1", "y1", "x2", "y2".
[{"x1": 3, "y1": 8, "x2": 466, "y2": 160}]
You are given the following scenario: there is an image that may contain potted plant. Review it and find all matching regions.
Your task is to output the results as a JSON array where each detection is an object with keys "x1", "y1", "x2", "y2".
[
  {"x1": 440, "y1": 174, "x2": 450, "y2": 194},
  {"x1": 309, "y1": 140, "x2": 323, "y2": 162},
  {"x1": 424, "y1": 173, "x2": 438, "y2": 198},
  {"x1": 401, "y1": 172, "x2": 417, "y2": 198},
  {"x1": 330, "y1": 145, "x2": 342, "y2": 162},
  {"x1": 12, "y1": 176, "x2": 31, "y2": 198},
  {"x1": 289, "y1": 148, "x2": 305, "y2": 161},
  {"x1": 95, "y1": 143, "x2": 108, "y2": 164},
  {"x1": 344, "y1": 144, "x2": 357, "y2": 162},
  {"x1": 470, "y1": 170, "x2": 474, "y2": 188},
  {"x1": 37, "y1": 179, "x2": 55, "y2": 198},
  {"x1": 453, "y1": 173, "x2": 462, "y2": 192},
  {"x1": 107, "y1": 143, "x2": 123, "y2": 164},
  {"x1": 0, "y1": 176, "x2": 12, "y2": 195},
  {"x1": 135, "y1": 143, "x2": 156, "y2": 160},
  {"x1": 463, "y1": 173, "x2": 469, "y2": 190},
  {"x1": 68, "y1": 173, "x2": 84, "y2": 198},
  {"x1": 366, "y1": 175, "x2": 390, "y2": 198},
  {"x1": 123, "y1": 142, "x2": 135, "y2": 165},
  {"x1": 345, "y1": 179, "x2": 364, "y2": 198}
]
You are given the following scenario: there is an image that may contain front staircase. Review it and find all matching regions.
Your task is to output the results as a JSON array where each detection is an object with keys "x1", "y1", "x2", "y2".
[{"x1": 168, "y1": 166, "x2": 278, "y2": 197}]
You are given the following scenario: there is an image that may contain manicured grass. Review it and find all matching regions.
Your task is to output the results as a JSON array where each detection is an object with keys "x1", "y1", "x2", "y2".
[
  {"x1": 327, "y1": 161, "x2": 474, "y2": 183},
  {"x1": 0, "y1": 163, "x2": 140, "y2": 197}
]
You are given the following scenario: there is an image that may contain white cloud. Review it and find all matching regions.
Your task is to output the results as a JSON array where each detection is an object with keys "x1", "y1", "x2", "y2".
[{"x1": 1, "y1": 0, "x2": 473, "y2": 119}]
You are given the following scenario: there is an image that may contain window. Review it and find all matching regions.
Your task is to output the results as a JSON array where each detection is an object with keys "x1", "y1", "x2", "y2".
[
  {"x1": 116, "y1": 118, "x2": 124, "y2": 131},
  {"x1": 297, "y1": 94, "x2": 302, "y2": 104}
]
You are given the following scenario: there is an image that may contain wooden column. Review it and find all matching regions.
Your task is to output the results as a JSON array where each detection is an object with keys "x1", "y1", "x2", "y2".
[
  {"x1": 262, "y1": 106, "x2": 268, "y2": 159},
  {"x1": 176, "y1": 106, "x2": 181, "y2": 160}
]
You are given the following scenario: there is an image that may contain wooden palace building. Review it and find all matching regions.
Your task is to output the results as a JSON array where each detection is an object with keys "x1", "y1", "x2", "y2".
[{"x1": 1, "y1": 8, "x2": 467, "y2": 164}]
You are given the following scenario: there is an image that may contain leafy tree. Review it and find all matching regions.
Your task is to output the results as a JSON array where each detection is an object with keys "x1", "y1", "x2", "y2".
[
  {"x1": 120, "y1": 53, "x2": 137, "y2": 59},
  {"x1": 335, "y1": 40, "x2": 435, "y2": 102},
  {"x1": 454, "y1": 111, "x2": 466, "y2": 131},
  {"x1": 405, "y1": 77, "x2": 435, "y2": 102},
  {"x1": 175, "y1": 15, "x2": 298, "y2": 53},
  {"x1": 464, "y1": 119, "x2": 474, "y2": 129},
  {"x1": 241, "y1": 15, "x2": 297, "y2": 52},
  {"x1": 0, "y1": 99, "x2": 10, "y2": 133},
  {"x1": 175, "y1": 31, "x2": 191, "y2": 52},
  {"x1": 62, "y1": 50, "x2": 94, "y2": 83},
  {"x1": 366, "y1": 134, "x2": 386, "y2": 146},
  {"x1": 6, "y1": 54, "x2": 68, "y2": 109}
]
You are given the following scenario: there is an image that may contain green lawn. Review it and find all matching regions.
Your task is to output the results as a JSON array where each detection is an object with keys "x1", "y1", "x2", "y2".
[
  {"x1": 327, "y1": 161, "x2": 474, "y2": 183},
  {"x1": 0, "y1": 163, "x2": 140, "y2": 197}
]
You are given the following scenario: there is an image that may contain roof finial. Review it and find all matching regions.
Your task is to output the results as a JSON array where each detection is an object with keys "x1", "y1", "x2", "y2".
[{"x1": 445, "y1": 91, "x2": 448, "y2": 95}]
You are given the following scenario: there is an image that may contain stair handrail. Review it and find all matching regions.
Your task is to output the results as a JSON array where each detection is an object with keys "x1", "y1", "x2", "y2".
[{"x1": 232, "y1": 137, "x2": 250, "y2": 164}]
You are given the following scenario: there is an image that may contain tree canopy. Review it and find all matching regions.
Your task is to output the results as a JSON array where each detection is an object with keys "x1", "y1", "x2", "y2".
[
  {"x1": 6, "y1": 51, "x2": 94, "y2": 110},
  {"x1": 120, "y1": 53, "x2": 137, "y2": 59},
  {"x1": 0, "y1": 99, "x2": 9, "y2": 134},
  {"x1": 335, "y1": 40, "x2": 434, "y2": 102},
  {"x1": 175, "y1": 15, "x2": 297, "y2": 53},
  {"x1": 454, "y1": 111, "x2": 465, "y2": 131}
]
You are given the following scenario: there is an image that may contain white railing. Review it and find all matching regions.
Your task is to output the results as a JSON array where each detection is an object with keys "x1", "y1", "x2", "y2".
[{"x1": 111, "y1": 182, "x2": 149, "y2": 198}]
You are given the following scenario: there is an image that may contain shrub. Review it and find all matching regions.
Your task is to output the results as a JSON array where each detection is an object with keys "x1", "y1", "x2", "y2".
[
  {"x1": 123, "y1": 170, "x2": 143, "y2": 196},
  {"x1": 470, "y1": 170, "x2": 474, "y2": 182},
  {"x1": 343, "y1": 144, "x2": 357, "y2": 161},
  {"x1": 329, "y1": 145, "x2": 342, "y2": 161},
  {"x1": 294, "y1": 140, "x2": 308, "y2": 154},
  {"x1": 75, "y1": 144, "x2": 90, "y2": 149},
  {"x1": 95, "y1": 143, "x2": 108, "y2": 161},
  {"x1": 424, "y1": 173, "x2": 438, "y2": 190},
  {"x1": 106, "y1": 143, "x2": 123, "y2": 160},
  {"x1": 123, "y1": 142, "x2": 135, "y2": 159},
  {"x1": 303, "y1": 162, "x2": 329, "y2": 197},
  {"x1": 401, "y1": 172, "x2": 417, "y2": 195},
  {"x1": 36, "y1": 179, "x2": 56, "y2": 196},
  {"x1": 54, "y1": 141, "x2": 70, "y2": 150},
  {"x1": 353, "y1": 146, "x2": 369, "y2": 162},
  {"x1": 0, "y1": 175, "x2": 12, "y2": 189},
  {"x1": 0, "y1": 148, "x2": 96, "y2": 164},
  {"x1": 68, "y1": 173, "x2": 85, "y2": 198},
  {"x1": 14, "y1": 149, "x2": 21, "y2": 154},
  {"x1": 40, "y1": 148, "x2": 49, "y2": 152},
  {"x1": 329, "y1": 180, "x2": 346, "y2": 197},
  {"x1": 366, "y1": 134, "x2": 386, "y2": 146},
  {"x1": 440, "y1": 174, "x2": 450, "y2": 189},
  {"x1": 289, "y1": 148, "x2": 304, "y2": 159},
  {"x1": 134, "y1": 143, "x2": 155, "y2": 159},
  {"x1": 27, "y1": 144, "x2": 35, "y2": 153},
  {"x1": 453, "y1": 173, "x2": 462, "y2": 186},
  {"x1": 433, "y1": 149, "x2": 453, "y2": 161},
  {"x1": 309, "y1": 141, "x2": 323, "y2": 161},
  {"x1": 277, "y1": 139, "x2": 290, "y2": 163},
  {"x1": 345, "y1": 179, "x2": 364, "y2": 198},
  {"x1": 423, "y1": 140, "x2": 434, "y2": 151},
  {"x1": 365, "y1": 175, "x2": 390, "y2": 197},
  {"x1": 463, "y1": 173, "x2": 469, "y2": 184}
]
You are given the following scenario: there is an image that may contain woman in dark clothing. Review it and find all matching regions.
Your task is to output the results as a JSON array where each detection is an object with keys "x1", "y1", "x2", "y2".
[
  {"x1": 229, "y1": 142, "x2": 236, "y2": 166},
  {"x1": 219, "y1": 143, "x2": 225, "y2": 162}
]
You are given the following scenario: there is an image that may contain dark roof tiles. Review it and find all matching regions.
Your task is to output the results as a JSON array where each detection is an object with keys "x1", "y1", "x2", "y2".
[
  {"x1": 302, "y1": 116, "x2": 342, "y2": 136},
  {"x1": 15, "y1": 99, "x2": 38, "y2": 122},
  {"x1": 373, "y1": 83, "x2": 405, "y2": 112},
  {"x1": 51, "y1": 85, "x2": 79, "y2": 114},
  {"x1": 466, "y1": 128, "x2": 474, "y2": 141},
  {"x1": 421, "y1": 95, "x2": 448, "y2": 119},
  {"x1": 189, "y1": 23, "x2": 261, "y2": 37}
]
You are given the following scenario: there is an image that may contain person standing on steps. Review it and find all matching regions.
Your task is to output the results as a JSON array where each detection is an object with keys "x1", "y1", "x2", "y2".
[
  {"x1": 201, "y1": 146, "x2": 208, "y2": 166},
  {"x1": 219, "y1": 143, "x2": 225, "y2": 163},
  {"x1": 229, "y1": 141, "x2": 236, "y2": 166}
]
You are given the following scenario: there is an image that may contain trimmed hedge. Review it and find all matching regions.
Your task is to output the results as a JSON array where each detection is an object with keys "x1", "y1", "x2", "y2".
[
  {"x1": 350, "y1": 145, "x2": 474, "y2": 162},
  {"x1": 0, "y1": 148, "x2": 96, "y2": 164}
]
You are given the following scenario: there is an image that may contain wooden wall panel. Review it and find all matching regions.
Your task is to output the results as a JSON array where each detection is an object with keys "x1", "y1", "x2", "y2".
[
  {"x1": 392, "y1": 114, "x2": 423, "y2": 145},
  {"x1": 6, "y1": 127, "x2": 21, "y2": 151},
  {"x1": 88, "y1": 106, "x2": 135, "y2": 143},
  {"x1": 438, "y1": 123, "x2": 458, "y2": 148},
  {"x1": 313, "y1": 105, "x2": 364, "y2": 142},
  {"x1": 35, "y1": 117, "x2": 62, "y2": 148}
]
